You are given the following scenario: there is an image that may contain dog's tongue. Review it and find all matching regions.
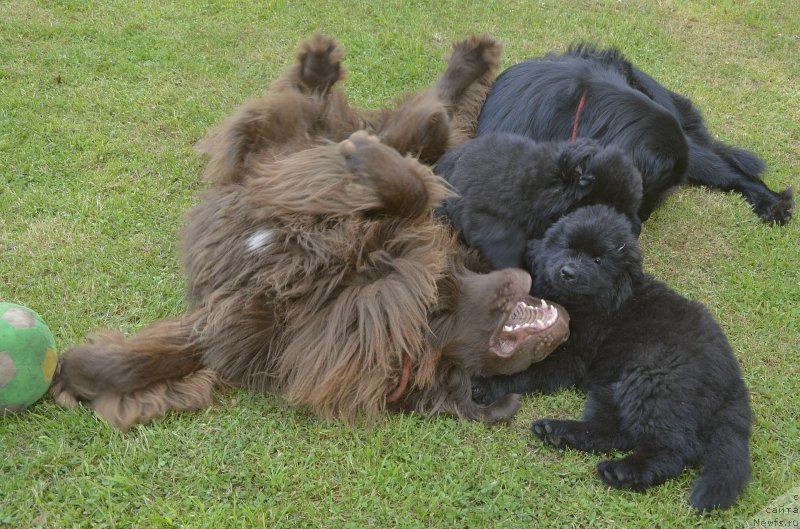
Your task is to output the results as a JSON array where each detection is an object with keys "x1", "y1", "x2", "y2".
[{"x1": 503, "y1": 300, "x2": 558, "y2": 331}]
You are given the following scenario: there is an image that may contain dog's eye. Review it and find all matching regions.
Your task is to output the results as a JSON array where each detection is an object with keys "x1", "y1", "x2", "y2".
[
  {"x1": 593, "y1": 257, "x2": 602, "y2": 264},
  {"x1": 616, "y1": 243, "x2": 626, "y2": 252}
]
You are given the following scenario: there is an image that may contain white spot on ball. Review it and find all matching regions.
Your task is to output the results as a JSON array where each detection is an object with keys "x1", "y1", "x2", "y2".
[{"x1": 1, "y1": 307, "x2": 35, "y2": 329}]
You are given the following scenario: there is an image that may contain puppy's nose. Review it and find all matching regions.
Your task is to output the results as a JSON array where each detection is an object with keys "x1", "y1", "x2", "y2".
[{"x1": 560, "y1": 265, "x2": 576, "y2": 281}]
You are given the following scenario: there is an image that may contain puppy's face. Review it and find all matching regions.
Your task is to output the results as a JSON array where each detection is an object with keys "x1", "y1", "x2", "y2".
[
  {"x1": 531, "y1": 205, "x2": 642, "y2": 312},
  {"x1": 556, "y1": 139, "x2": 644, "y2": 231}
]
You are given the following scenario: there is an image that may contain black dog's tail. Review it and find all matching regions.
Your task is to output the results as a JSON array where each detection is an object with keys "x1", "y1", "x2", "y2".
[{"x1": 689, "y1": 401, "x2": 752, "y2": 512}]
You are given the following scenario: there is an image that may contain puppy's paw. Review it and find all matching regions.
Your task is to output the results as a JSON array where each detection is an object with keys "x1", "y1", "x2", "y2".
[
  {"x1": 597, "y1": 456, "x2": 660, "y2": 491},
  {"x1": 531, "y1": 418, "x2": 579, "y2": 449},
  {"x1": 471, "y1": 375, "x2": 508, "y2": 405},
  {"x1": 296, "y1": 33, "x2": 345, "y2": 93}
]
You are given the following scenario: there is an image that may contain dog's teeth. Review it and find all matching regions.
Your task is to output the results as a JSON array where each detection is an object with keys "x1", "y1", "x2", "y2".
[
  {"x1": 540, "y1": 299, "x2": 548, "y2": 309},
  {"x1": 503, "y1": 325, "x2": 513, "y2": 332}
]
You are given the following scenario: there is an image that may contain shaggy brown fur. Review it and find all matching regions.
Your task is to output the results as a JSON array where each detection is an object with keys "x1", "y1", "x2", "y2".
[
  {"x1": 51, "y1": 34, "x2": 569, "y2": 430},
  {"x1": 199, "y1": 32, "x2": 501, "y2": 186}
]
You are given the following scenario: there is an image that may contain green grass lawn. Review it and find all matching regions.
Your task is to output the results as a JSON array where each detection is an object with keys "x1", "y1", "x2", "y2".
[{"x1": 1, "y1": 1, "x2": 798, "y2": 527}]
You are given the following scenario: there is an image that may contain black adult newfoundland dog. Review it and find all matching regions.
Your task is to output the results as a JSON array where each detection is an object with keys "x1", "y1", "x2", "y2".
[
  {"x1": 472, "y1": 205, "x2": 753, "y2": 512},
  {"x1": 435, "y1": 133, "x2": 642, "y2": 271},
  {"x1": 476, "y1": 43, "x2": 793, "y2": 225}
]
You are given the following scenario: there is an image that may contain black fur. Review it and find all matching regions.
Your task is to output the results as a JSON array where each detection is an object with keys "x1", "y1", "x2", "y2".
[
  {"x1": 435, "y1": 134, "x2": 642, "y2": 271},
  {"x1": 472, "y1": 205, "x2": 753, "y2": 512},
  {"x1": 476, "y1": 43, "x2": 793, "y2": 224}
]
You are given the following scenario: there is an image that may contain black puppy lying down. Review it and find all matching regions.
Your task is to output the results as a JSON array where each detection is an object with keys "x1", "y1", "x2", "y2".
[
  {"x1": 476, "y1": 44, "x2": 793, "y2": 224},
  {"x1": 436, "y1": 134, "x2": 642, "y2": 271},
  {"x1": 472, "y1": 205, "x2": 753, "y2": 512}
]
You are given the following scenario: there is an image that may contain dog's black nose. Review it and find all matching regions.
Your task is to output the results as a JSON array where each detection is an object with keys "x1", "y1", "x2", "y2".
[{"x1": 560, "y1": 265, "x2": 576, "y2": 281}]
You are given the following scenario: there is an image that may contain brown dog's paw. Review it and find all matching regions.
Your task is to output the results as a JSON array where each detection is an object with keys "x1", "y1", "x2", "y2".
[
  {"x1": 453, "y1": 34, "x2": 503, "y2": 71},
  {"x1": 338, "y1": 130, "x2": 381, "y2": 157},
  {"x1": 480, "y1": 393, "x2": 521, "y2": 426},
  {"x1": 438, "y1": 34, "x2": 503, "y2": 104},
  {"x1": 49, "y1": 375, "x2": 79, "y2": 408},
  {"x1": 296, "y1": 33, "x2": 345, "y2": 94},
  {"x1": 338, "y1": 131, "x2": 431, "y2": 218}
]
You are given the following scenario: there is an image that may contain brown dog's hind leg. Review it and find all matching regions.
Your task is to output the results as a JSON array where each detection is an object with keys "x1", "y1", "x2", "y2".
[
  {"x1": 289, "y1": 32, "x2": 346, "y2": 95},
  {"x1": 373, "y1": 91, "x2": 453, "y2": 166},
  {"x1": 374, "y1": 35, "x2": 503, "y2": 164},
  {"x1": 438, "y1": 35, "x2": 503, "y2": 145},
  {"x1": 51, "y1": 308, "x2": 216, "y2": 429},
  {"x1": 201, "y1": 33, "x2": 357, "y2": 184}
]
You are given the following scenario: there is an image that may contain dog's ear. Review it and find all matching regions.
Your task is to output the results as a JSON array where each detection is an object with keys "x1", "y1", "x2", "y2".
[{"x1": 608, "y1": 233, "x2": 644, "y2": 310}]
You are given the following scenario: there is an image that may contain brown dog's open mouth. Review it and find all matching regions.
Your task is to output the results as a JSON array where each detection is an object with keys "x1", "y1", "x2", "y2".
[{"x1": 490, "y1": 298, "x2": 568, "y2": 358}]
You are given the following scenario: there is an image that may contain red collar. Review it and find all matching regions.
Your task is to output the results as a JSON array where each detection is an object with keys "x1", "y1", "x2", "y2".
[
  {"x1": 386, "y1": 354, "x2": 411, "y2": 403},
  {"x1": 571, "y1": 89, "x2": 588, "y2": 142}
]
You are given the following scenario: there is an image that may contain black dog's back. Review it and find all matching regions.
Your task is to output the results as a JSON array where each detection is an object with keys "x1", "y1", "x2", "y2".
[
  {"x1": 478, "y1": 44, "x2": 793, "y2": 224},
  {"x1": 436, "y1": 134, "x2": 642, "y2": 271},
  {"x1": 472, "y1": 205, "x2": 753, "y2": 511}
]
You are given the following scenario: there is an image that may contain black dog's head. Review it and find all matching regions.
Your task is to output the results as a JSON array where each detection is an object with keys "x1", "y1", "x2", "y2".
[
  {"x1": 554, "y1": 139, "x2": 644, "y2": 234},
  {"x1": 528, "y1": 205, "x2": 642, "y2": 312}
]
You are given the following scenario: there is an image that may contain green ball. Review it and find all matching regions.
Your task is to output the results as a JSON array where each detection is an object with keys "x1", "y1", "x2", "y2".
[{"x1": 0, "y1": 302, "x2": 57, "y2": 415}]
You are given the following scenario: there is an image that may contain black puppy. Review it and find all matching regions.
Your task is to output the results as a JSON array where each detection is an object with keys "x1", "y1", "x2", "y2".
[
  {"x1": 477, "y1": 43, "x2": 793, "y2": 224},
  {"x1": 436, "y1": 134, "x2": 642, "y2": 271},
  {"x1": 472, "y1": 205, "x2": 753, "y2": 512}
]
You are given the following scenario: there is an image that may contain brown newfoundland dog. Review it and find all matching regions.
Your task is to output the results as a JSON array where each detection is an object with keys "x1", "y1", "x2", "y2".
[{"x1": 51, "y1": 34, "x2": 569, "y2": 430}]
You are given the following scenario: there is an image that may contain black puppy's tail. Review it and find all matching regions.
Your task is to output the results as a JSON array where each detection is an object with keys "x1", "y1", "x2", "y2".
[{"x1": 689, "y1": 402, "x2": 752, "y2": 512}]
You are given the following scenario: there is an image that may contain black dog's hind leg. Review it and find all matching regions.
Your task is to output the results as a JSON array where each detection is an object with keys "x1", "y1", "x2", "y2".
[{"x1": 687, "y1": 138, "x2": 793, "y2": 225}]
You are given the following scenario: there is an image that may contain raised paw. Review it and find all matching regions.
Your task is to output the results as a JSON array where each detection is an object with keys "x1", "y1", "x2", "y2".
[
  {"x1": 339, "y1": 131, "x2": 430, "y2": 219},
  {"x1": 449, "y1": 34, "x2": 502, "y2": 76},
  {"x1": 296, "y1": 33, "x2": 345, "y2": 94},
  {"x1": 438, "y1": 34, "x2": 503, "y2": 103},
  {"x1": 338, "y1": 130, "x2": 381, "y2": 157},
  {"x1": 531, "y1": 418, "x2": 581, "y2": 449}
]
